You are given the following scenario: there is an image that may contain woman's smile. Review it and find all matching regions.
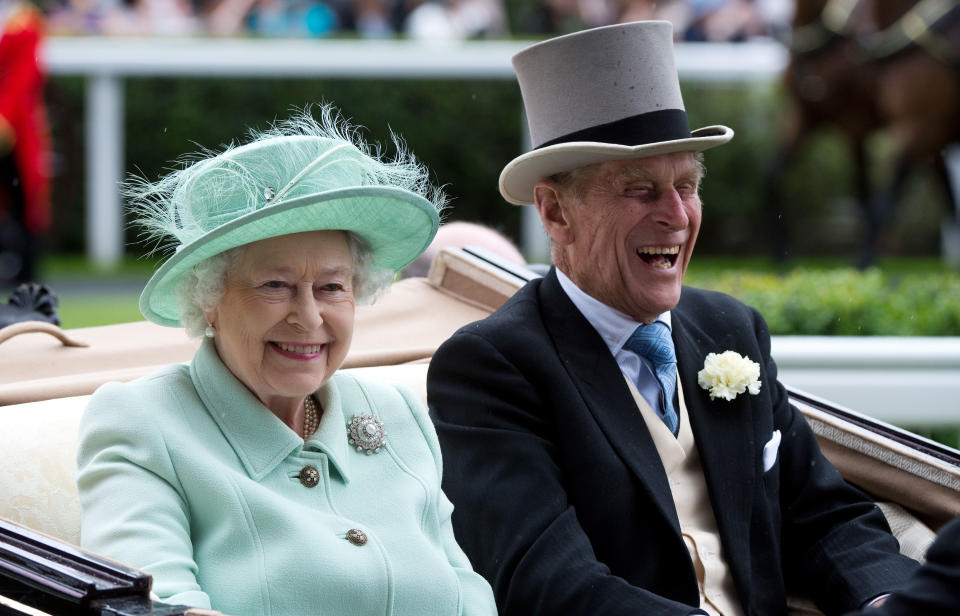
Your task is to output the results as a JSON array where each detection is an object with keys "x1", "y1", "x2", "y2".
[
  {"x1": 270, "y1": 341, "x2": 328, "y2": 360},
  {"x1": 207, "y1": 230, "x2": 356, "y2": 415}
]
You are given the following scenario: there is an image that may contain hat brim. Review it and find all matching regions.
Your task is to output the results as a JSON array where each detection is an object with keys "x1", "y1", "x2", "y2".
[
  {"x1": 499, "y1": 125, "x2": 734, "y2": 205},
  {"x1": 140, "y1": 185, "x2": 439, "y2": 327}
]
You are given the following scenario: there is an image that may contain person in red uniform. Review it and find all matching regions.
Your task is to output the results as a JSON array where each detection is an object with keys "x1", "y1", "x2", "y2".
[{"x1": 0, "y1": 0, "x2": 51, "y2": 286}]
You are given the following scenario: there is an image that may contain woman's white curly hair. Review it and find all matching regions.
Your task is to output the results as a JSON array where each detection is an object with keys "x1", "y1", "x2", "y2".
[{"x1": 125, "y1": 104, "x2": 446, "y2": 338}]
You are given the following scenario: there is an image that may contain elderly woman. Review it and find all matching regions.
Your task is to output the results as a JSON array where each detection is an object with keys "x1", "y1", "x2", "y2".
[{"x1": 76, "y1": 108, "x2": 497, "y2": 616}]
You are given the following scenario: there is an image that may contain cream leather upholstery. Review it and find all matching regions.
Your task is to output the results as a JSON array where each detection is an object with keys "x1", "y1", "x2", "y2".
[{"x1": 2, "y1": 394, "x2": 86, "y2": 544}]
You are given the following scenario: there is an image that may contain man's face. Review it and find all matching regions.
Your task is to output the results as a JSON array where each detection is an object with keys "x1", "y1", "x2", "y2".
[{"x1": 539, "y1": 151, "x2": 702, "y2": 323}]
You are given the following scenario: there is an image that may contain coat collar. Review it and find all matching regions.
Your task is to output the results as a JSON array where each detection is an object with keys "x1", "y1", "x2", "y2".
[
  {"x1": 189, "y1": 339, "x2": 353, "y2": 482},
  {"x1": 539, "y1": 269, "x2": 680, "y2": 532},
  {"x1": 311, "y1": 380, "x2": 352, "y2": 483}
]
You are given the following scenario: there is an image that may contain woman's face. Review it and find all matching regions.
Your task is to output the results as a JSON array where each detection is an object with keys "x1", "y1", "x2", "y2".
[{"x1": 205, "y1": 230, "x2": 356, "y2": 412}]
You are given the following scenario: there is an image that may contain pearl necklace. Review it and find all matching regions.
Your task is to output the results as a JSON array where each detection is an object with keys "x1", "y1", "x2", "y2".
[{"x1": 303, "y1": 394, "x2": 320, "y2": 441}]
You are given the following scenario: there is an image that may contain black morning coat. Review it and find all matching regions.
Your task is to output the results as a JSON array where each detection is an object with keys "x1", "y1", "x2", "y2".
[
  {"x1": 851, "y1": 516, "x2": 960, "y2": 615},
  {"x1": 427, "y1": 268, "x2": 920, "y2": 616}
]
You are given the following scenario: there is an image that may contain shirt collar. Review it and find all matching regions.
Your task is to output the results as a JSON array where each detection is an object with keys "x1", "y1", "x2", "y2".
[
  {"x1": 189, "y1": 339, "x2": 352, "y2": 482},
  {"x1": 555, "y1": 268, "x2": 671, "y2": 357}
]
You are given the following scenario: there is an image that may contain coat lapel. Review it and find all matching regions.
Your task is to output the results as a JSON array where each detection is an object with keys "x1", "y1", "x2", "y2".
[
  {"x1": 538, "y1": 270, "x2": 681, "y2": 532},
  {"x1": 672, "y1": 304, "x2": 756, "y2": 593}
]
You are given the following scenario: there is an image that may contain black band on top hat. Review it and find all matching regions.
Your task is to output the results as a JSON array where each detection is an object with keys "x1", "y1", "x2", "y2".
[{"x1": 535, "y1": 108, "x2": 691, "y2": 150}]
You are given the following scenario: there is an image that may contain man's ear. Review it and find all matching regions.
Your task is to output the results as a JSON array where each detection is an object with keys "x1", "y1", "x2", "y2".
[{"x1": 534, "y1": 182, "x2": 575, "y2": 246}]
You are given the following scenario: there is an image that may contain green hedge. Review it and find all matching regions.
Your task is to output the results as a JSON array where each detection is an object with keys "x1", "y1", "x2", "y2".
[
  {"x1": 45, "y1": 76, "x2": 526, "y2": 255},
  {"x1": 43, "y1": 75, "x2": 954, "y2": 260},
  {"x1": 685, "y1": 267, "x2": 960, "y2": 335}
]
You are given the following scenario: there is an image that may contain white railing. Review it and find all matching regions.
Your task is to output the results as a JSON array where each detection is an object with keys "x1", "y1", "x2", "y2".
[
  {"x1": 43, "y1": 36, "x2": 788, "y2": 267},
  {"x1": 773, "y1": 336, "x2": 960, "y2": 425}
]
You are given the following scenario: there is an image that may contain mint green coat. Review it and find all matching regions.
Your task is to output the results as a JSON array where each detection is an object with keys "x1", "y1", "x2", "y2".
[{"x1": 77, "y1": 340, "x2": 497, "y2": 616}]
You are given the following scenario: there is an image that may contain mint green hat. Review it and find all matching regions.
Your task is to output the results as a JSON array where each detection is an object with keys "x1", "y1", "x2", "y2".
[{"x1": 132, "y1": 111, "x2": 442, "y2": 327}]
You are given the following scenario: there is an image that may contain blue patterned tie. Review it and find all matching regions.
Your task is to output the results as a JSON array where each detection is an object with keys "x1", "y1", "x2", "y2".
[{"x1": 624, "y1": 321, "x2": 679, "y2": 435}]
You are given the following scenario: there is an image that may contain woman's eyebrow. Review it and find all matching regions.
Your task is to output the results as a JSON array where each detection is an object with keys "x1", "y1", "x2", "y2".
[
  {"x1": 250, "y1": 265, "x2": 295, "y2": 277},
  {"x1": 317, "y1": 265, "x2": 353, "y2": 278},
  {"x1": 253, "y1": 262, "x2": 351, "y2": 276}
]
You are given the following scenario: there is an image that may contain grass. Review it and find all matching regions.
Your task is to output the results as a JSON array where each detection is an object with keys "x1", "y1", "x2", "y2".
[
  {"x1": 56, "y1": 293, "x2": 146, "y2": 329},
  {"x1": 37, "y1": 253, "x2": 163, "y2": 279}
]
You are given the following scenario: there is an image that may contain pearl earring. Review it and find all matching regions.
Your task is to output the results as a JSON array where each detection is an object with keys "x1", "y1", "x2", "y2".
[{"x1": 205, "y1": 324, "x2": 215, "y2": 338}]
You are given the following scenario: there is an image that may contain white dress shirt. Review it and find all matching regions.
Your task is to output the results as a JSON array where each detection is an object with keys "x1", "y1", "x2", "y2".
[{"x1": 555, "y1": 269, "x2": 671, "y2": 419}]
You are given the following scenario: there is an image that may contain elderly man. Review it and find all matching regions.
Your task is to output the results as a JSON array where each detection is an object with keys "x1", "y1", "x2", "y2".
[{"x1": 427, "y1": 20, "x2": 919, "y2": 616}]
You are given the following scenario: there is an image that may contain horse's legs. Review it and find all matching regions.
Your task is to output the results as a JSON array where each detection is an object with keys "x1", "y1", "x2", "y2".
[
  {"x1": 860, "y1": 149, "x2": 913, "y2": 269},
  {"x1": 933, "y1": 147, "x2": 960, "y2": 265},
  {"x1": 852, "y1": 136, "x2": 881, "y2": 269},
  {"x1": 763, "y1": 148, "x2": 794, "y2": 261},
  {"x1": 763, "y1": 112, "x2": 807, "y2": 262},
  {"x1": 934, "y1": 148, "x2": 960, "y2": 223}
]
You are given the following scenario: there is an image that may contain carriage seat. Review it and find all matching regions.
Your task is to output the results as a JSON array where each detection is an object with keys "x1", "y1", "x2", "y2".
[
  {"x1": 0, "y1": 355, "x2": 942, "y2": 616},
  {"x1": 0, "y1": 248, "x2": 947, "y2": 615}
]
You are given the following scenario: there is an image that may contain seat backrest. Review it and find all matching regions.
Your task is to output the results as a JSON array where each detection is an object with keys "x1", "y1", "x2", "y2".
[{"x1": 0, "y1": 248, "x2": 525, "y2": 406}]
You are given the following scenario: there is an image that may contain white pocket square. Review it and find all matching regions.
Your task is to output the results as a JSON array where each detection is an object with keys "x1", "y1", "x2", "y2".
[{"x1": 762, "y1": 430, "x2": 781, "y2": 472}]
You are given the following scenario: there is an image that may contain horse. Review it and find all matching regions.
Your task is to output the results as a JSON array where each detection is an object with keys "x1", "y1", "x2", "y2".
[{"x1": 764, "y1": 0, "x2": 960, "y2": 267}]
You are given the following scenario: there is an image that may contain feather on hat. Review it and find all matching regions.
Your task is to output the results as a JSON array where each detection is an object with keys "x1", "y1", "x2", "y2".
[{"x1": 132, "y1": 106, "x2": 443, "y2": 327}]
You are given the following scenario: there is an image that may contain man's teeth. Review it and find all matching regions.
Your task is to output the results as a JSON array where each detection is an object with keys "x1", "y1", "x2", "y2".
[
  {"x1": 276, "y1": 343, "x2": 324, "y2": 354},
  {"x1": 638, "y1": 246, "x2": 680, "y2": 255},
  {"x1": 637, "y1": 246, "x2": 679, "y2": 269}
]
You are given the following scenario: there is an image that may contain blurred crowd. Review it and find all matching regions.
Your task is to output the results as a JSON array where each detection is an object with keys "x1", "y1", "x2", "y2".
[{"x1": 34, "y1": 0, "x2": 793, "y2": 41}]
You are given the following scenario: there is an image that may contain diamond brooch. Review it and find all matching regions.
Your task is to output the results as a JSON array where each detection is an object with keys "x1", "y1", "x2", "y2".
[{"x1": 347, "y1": 414, "x2": 386, "y2": 454}]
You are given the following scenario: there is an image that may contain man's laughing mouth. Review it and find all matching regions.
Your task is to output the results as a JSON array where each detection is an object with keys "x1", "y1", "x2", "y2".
[{"x1": 637, "y1": 246, "x2": 679, "y2": 269}]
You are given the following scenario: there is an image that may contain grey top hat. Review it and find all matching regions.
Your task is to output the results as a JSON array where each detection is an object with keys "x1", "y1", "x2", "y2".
[{"x1": 499, "y1": 20, "x2": 734, "y2": 205}]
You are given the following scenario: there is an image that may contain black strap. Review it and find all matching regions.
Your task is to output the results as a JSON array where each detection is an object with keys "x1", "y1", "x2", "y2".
[{"x1": 536, "y1": 108, "x2": 691, "y2": 149}]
